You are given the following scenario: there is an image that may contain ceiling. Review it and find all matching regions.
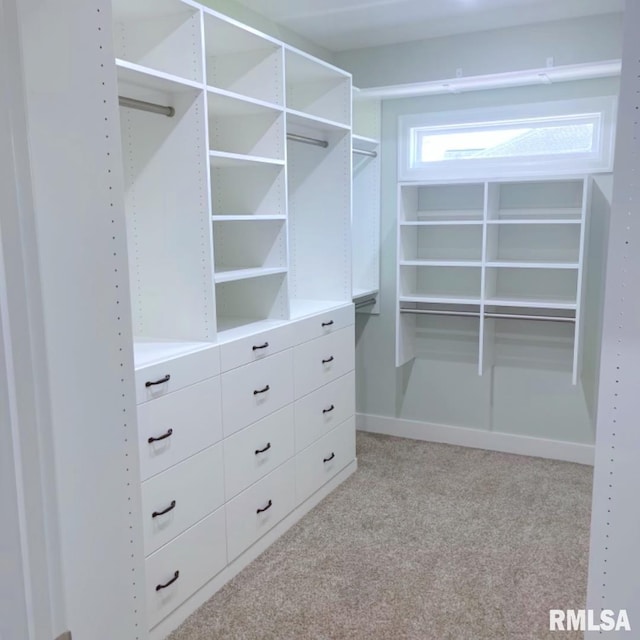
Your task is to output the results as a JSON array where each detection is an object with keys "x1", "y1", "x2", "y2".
[{"x1": 233, "y1": 0, "x2": 624, "y2": 52}]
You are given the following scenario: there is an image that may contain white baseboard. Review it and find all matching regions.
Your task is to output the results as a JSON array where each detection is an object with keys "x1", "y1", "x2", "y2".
[
  {"x1": 150, "y1": 459, "x2": 358, "y2": 640},
  {"x1": 357, "y1": 413, "x2": 594, "y2": 466}
]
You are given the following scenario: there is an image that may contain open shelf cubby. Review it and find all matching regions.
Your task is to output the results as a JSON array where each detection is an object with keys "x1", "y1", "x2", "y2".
[
  {"x1": 210, "y1": 162, "x2": 286, "y2": 217},
  {"x1": 112, "y1": 0, "x2": 203, "y2": 82},
  {"x1": 399, "y1": 265, "x2": 482, "y2": 302},
  {"x1": 213, "y1": 219, "x2": 287, "y2": 278},
  {"x1": 203, "y1": 11, "x2": 283, "y2": 106},
  {"x1": 285, "y1": 49, "x2": 351, "y2": 127},
  {"x1": 400, "y1": 182, "x2": 485, "y2": 222},
  {"x1": 400, "y1": 223, "x2": 483, "y2": 262},
  {"x1": 207, "y1": 92, "x2": 284, "y2": 160},
  {"x1": 487, "y1": 179, "x2": 585, "y2": 221}
]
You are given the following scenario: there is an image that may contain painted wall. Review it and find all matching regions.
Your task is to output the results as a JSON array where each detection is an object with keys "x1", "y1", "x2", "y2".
[
  {"x1": 353, "y1": 78, "x2": 618, "y2": 446},
  {"x1": 199, "y1": 0, "x2": 334, "y2": 62},
  {"x1": 335, "y1": 13, "x2": 623, "y2": 88}
]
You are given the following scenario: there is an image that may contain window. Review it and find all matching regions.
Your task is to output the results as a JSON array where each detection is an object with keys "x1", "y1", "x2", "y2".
[{"x1": 399, "y1": 97, "x2": 617, "y2": 180}]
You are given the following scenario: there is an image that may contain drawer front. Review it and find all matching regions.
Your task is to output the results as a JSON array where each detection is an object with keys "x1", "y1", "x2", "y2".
[
  {"x1": 294, "y1": 371, "x2": 355, "y2": 452},
  {"x1": 221, "y1": 349, "x2": 294, "y2": 437},
  {"x1": 141, "y1": 443, "x2": 225, "y2": 556},
  {"x1": 293, "y1": 326, "x2": 355, "y2": 399},
  {"x1": 135, "y1": 346, "x2": 220, "y2": 404},
  {"x1": 146, "y1": 507, "x2": 226, "y2": 630},
  {"x1": 295, "y1": 417, "x2": 356, "y2": 505},
  {"x1": 291, "y1": 304, "x2": 354, "y2": 345},
  {"x1": 225, "y1": 459, "x2": 296, "y2": 562},
  {"x1": 223, "y1": 405, "x2": 295, "y2": 500},
  {"x1": 138, "y1": 377, "x2": 223, "y2": 481},
  {"x1": 219, "y1": 324, "x2": 294, "y2": 372}
]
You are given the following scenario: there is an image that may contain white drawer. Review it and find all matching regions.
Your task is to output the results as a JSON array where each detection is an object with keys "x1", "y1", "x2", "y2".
[
  {"x1": 225, "y1": 459, "x2": 296, "y2": 562},
  {"x1": 223, "y1": 405, "x2": 295, "y2": 500},
  {"x1": 138, "y1": 377, "x2": 223, "y2": 481},
  {"x1": 141, "y1": 443, "x2": 225, "y2": 556},
  {"x1": 291, "y1": 304, "x2": 354, "y2": 345},
  {"x1": 293, "y1": 326, "x2": 355, "y2": 399},
  {"x1": 294, "y1": 371, "x2": 355, "y2": 452},
  {"x1": 221, "y1": 349, "x2": 294, "y2": 437},
  {"x1": 296, "y1": 417, "x2": 355, "y2": 505},
  {"x1": 145, "y1": 507, "x2": 226, "y2": 630},
  {"x1": 219, "y1": 323, "x2": 294, "y2": 372},
  {"x1": 135, "y1": 345, "x2": 220, "y2": 404}
]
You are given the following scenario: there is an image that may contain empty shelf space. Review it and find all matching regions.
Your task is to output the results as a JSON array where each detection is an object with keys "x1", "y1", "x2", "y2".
[
  {"x1": 484, "y1": 296, "x2": 577, "y2": 310},
  {"x1": 203, "y1": 11, "x2": 283, "y2": 105},
  {"x1": 285, "y1": 49, "x2": 351, "y2": 126},
  {"x1": 212, "y1": 215, "x2": 286, "y2": 222},
  {"x1": 207, "y1": 88, "x2": 283, "y2": 116},
  {"x1": 400, "y1": 260, "x2": 483, "y2": 267},
  {"x1": 213, "y1": 218, "x2": 287, "y2": 274},
  {"x1": 214, "y1": 266, "x2": 288, "y2": 284},
  {"x1": 400, "y1": 264, "x2": 482, "y2": 302},
  {"x1": 210, "y1": 161, "x2": 286, "y2": 216},
  {"x1": 486, "y1": 218, "x2": 582, "y2": 225},
  {"x1": 400, "y1": 183, "x2": 485, "y2": 223},
  {"x1": 400, "y1": 224, "x2": 483, "y2": 262},
  {"x1": 289, "y1": 299, "x2": 351, "y2": 320},
  {"x1": 400, "y1": 295, "x2": 482, "y2": 305},
  {"x1": 485, "y1": 261, "x2": 579, "y2": 270},
  {"x1": 286, "y1": 109, "x2": 351, "y2": 134},
  {"x1": 352, "y1": 134, "x2": 380, "y2": 147},
  {"x1": 116, "y1": 59, "x2": 202, "y2": 93},
  {"x1": 216, "y1": 317, "x2": 288, "y2": 343},
  {"x1": 112, "y1": 2, "x2": 202, "y2": 82},
  {"x1": 400, "y1": 220, "x2": 484, "y2": 227}
]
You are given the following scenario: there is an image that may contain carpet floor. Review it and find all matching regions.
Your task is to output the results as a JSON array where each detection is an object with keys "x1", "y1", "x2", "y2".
[{"x1": 168, "y1": 432, "x2": 593, "y2": 640}]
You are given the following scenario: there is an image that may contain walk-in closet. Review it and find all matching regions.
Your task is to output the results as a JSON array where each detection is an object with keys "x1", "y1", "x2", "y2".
[{"x1": 2, "y1": 0, "x2": 639, "y2": 638}]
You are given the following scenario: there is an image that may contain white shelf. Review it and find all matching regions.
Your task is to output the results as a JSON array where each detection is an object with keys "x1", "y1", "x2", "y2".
[
  {"x1": 214, "y1": 266, "x2": 287, "y2": 284},
  {"x1": 485, "y1": 261, "x2": 580, "y2": 270},
  {"x1": 209, "y1": 151, "x2": 285, "y2": 168},
  {"x1": 116, "y1": 59, "x2": 203, "y2": 93},
  {"x1": 400, "y1": 295, "x2": 482, "y2": 306},
  {"x1": 353, "y1": 287, "x2": 379, "y2": 301},
  {"x1": 401, "y1": 220, "x2": 483, "y2": 227},
  {"x1": 207, "y1": 88, "x2": 283, "y2": 116},
  {"x1": 486, "y1": 219, "x2": 582, "y2": 225},
  {"x1": 212, "y1": 215, "x2": 286, "y2": 222},
  {"x1": 133, "y1": 338, "x2": 215, "y2": 369},
  {"x1": 286, "y1": 109, "x2": 350, "y2": 134},
  {"x1": 215, "y1": 317, "x2": 288, "y2": 343},
  {"x1": 484, "y1": 296, "x2": 577, "y2": 310},
  {"x1": 352, "y1": 134, "x2": 379, "y2": 146},
  {"x1": 400, "y1": 260, "x2": 482, "y2": 268}
]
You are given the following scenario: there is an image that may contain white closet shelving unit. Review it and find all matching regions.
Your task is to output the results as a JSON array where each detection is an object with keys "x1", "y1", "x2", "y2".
[
  {"x1": 352, "y1": 93, "x2": 381, "y2": 314},
  {"x1": 396, "y1": 177, "x2": 589, "y2": 384},
  {"x1": 112, "y1": 1, "x2": 356, "y2": 638}
]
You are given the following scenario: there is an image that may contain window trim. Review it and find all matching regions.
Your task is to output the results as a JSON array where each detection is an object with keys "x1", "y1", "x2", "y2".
[{"x1": 398, "y1": 96, "x2": 617, "y2": 181}]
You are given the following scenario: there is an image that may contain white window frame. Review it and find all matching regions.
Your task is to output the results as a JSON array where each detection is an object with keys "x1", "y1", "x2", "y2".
[{"x1": 398, "y1": 96, "x2": 617, "y2": 181}]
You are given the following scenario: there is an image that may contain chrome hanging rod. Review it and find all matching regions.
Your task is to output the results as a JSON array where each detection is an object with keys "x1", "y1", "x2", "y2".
[
  {"x1": 399, "y1": 308, "x2": 575, "y2": 323},
  {"x1": 355, "y1": 297, "x2": 377, "y2": 308},
  {"x1": 353, "y1": 148, "x2": 378, "y2": 158},
  {"x1": 286, "y1": 132, "x2": 328, "y2": 148},
  {"x1": 119, "y1": 95, "x2": 175, "y2": 118}
]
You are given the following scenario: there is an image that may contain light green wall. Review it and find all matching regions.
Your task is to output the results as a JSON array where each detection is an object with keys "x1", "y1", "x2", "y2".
[
  {"x1": 199, "y1": 0, "x2": 334, "y2": 62},
  {"x1": 354, "y1": 78, "x2": 618, "y2": 445},
  {"x1": 335, "y1": 13, "x2": 622, "y2": 88}
]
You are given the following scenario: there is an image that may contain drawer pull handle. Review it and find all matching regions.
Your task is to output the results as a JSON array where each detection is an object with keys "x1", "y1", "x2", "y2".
[
  {"x1": 256, "y1": 499, "x2": 273, "y2": 514},
  {"x1": 322, "y1": 356, "x2": 334, "y2": 364},
  {"x1": 145, "y1": 374, "x2": 170, "y2": 388},
  {"x1": 323, "y1": 452, "x2": 336, "y2": 463},
  {"x1": 253, "y1": 384, "x2": 270, "y2": 396},
  {"x1": 155, "y1": 570, "x2": 179, "y2": 592},
  {"x1": 323, "y1": 404, "x2": 335, "y2": 414},
  {"x1": 255, "y1": 442, "x2": 272, "y2": 455},
  {"x1": 321, "y1": 320, "x2": 334, "y2": 327},
  {"x1": 152, "y1": 500, "x2": 176, "y2": 518},
  {"x1": 252, "y1": 342, "x2": 269, "y2": 351},
  {"x1": 148, "y1": 428, "x2": 173, "y2": 444}
]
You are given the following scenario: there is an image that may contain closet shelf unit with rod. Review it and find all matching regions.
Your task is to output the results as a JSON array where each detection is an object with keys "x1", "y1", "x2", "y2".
[{"x1": 396, "y1": 177, "x2": 589, "y2": 384}]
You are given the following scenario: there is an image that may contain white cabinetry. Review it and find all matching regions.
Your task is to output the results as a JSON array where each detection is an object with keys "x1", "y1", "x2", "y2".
[
  {"x1": 111, "y1": 2, "x2": 357, "y2": 636},
  {"x1": 396, "y1": 177, "x2": 589, "y2": 384}
]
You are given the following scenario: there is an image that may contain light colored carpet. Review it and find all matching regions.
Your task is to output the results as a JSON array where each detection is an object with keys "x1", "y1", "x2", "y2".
[{"x1": 168, "y1": 432, "x2": 592, "y2": 640}]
